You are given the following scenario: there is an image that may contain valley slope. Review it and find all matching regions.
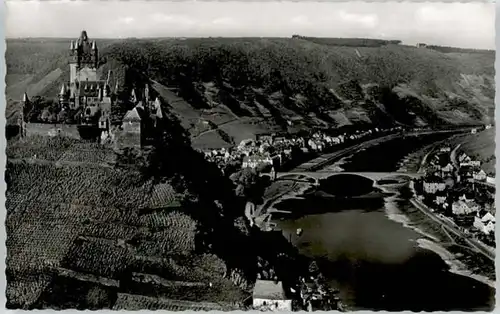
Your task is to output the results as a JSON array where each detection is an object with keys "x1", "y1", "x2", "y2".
[{"x1": 6, "y1": 37, "x2": 495, "y2": 149}]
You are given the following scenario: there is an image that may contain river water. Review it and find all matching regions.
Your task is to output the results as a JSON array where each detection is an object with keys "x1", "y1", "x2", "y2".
[{"x1": 273, "y1": 135, "x2": 495, "y2": 311}]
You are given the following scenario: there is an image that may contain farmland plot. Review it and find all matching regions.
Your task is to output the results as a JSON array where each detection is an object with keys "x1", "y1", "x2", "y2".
[
  {"x1": 58, "y1": 148, "x2": 116, "y2": 165},
  {"x1": 112, "y1": 293, "x2": 239, "y2": 311},
  {"x1": 6, "y1": 273, "x2": 52, "y2": 309},
  {"x1": 62, "y1": 237, "x2": 133, "y2": 279}
]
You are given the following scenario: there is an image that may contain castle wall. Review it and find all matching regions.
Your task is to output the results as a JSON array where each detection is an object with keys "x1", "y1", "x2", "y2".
[
  {"x1": 70, "y1": 64, "x2": 98, "y2": 83},
  {"x1": 122, "y1": 121, "x2": 141, "y2": 134},
  {"x1": 70, "y1": 64, "x2": 78, "y2": 83},
  {"x1": 78, "y1": 65, "x2": 98, "y2": 82},
  {"x1": 114, "y1": 131, "x2": 142, "y2": 149},
  {"x1": 113, "y1": 122, "x2": 142, "y2": 148},
  {"x1": 26, "y1": 123, "x2": 80, "y2": 139}
]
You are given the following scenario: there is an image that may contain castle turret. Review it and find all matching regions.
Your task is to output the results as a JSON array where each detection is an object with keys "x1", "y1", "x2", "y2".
[
  {"x1": 22, "y1": 92, "x2": 29, "y2": 104},
  {"x1": 59, "y1": 84, "x2": 68, "y2": 105},
  {"x1": 98, "y1": 85, "x2": 104, "y2": 100},
  {"x1": 130, "y1": 88, "x2": 137, "y2": 103},
  {"x1": 104, "y1": 70, "x2": 111, "y2": 97},
  {"x1": 154, "y1": 97, "x2": 161, "y2": 110},
  {"x1": 155, "y1": 104, "x2": 163, "y2": 119},
  {"x1": 70, "y1": 84, "x2": 76, "y2": 99},
  {"x1": 60, "y1": 83, "x2": 67, "y2": 96},
  {"x1": 91, "y1": 41, "x2": 96, "y2": 51},
  {"x1": 144, "y1": 84, "x2": 150, "y2": 102}
]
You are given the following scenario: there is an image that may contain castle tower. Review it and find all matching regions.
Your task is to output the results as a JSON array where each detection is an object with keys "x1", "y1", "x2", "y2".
[
  {"x1": 64, "y1": 30, "x2": 115, "y2": 130},
  {"x1": 69, "y1": 30, "x2": 98, "y2": 89},
  {"x1": 144, "y1": 84, "x2": 150, "y2": 102},
  {"x1": 154, "y1": 97, "x2": 161, "y2": 110},
  {"x1": 104, "y1": 70, "x2": 111, "y2": 97},
  {"x1": 59, "y1": 83, "x2": 69, "y2": 107},
  {"x1": 130, "y1": 88, "x2": 137, "y2": 104},
  {"x1": 60, "y1": 83, "x2": 67, "y2": 96}
]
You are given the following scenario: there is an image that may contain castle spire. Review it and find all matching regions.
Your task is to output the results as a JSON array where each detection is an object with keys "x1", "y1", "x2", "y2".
[
  {"x1": 91, "y1": 41, "x2": 97, "y2": 50},
  {"x1": 144, "y1": 84, "x2": 150, "y2": 102},
  {"x1": 155, "y1": 103, "x2": 163, "y2": 119},
  {"x1": 130, "y1": 88, "x2": 137, "y2": 103},
  {"x1": 97, "y1": 85, "x2": 103, "y2": 100},
  {"x1": 22, "y1": 92, "x2": 29, "y2": 103},
  {"x1": 70, "y1": 41, "x2": 74, "y2": 50},
  {"x1": 60, "y1": 83, "x2": 67, "y2": 96}
]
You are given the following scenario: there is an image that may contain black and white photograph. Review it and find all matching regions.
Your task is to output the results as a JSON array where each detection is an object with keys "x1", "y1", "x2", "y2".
[{"x1": 4, "y1": 1, "x2": 496, "y2": 311}]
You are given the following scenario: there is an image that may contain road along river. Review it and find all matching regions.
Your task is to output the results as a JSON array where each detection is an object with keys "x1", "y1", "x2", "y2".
[{"x1": 270, "y1": 133, "x2": 495, "y2": 311}]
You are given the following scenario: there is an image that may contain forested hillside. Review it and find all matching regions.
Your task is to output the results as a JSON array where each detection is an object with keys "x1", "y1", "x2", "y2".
[{"x1": 6, "y1": 37, "x2": 495, "y2": 148}]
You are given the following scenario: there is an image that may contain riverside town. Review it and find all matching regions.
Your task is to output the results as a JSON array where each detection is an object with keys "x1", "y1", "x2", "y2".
[{"x1": 4, "y1": 1, "x2": 496, "y2": 312}]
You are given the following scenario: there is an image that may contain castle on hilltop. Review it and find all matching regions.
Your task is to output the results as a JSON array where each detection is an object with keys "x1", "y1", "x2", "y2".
[
  {"x1": 18, "y1": 30, "x2": 166, "y2": 148},
  {"x1": 60, "y1": 30, "x2": 113, "y2": 132}
]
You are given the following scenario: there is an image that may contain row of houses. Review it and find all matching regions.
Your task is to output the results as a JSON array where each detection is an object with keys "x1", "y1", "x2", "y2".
[
  {"x1": 204, "y1": 127, "x2": 402, "y2": 175},
  {"x1": 418, "y1": 145, "x2": 495, "y2": 239}
]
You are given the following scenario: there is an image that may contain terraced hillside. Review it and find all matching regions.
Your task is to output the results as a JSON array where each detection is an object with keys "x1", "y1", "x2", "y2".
[
  {"x1": 5, "y1": 138, "x2": 249, "y2": 309},
  {"x1": 6, "y1": 37, "x2": 495, "y2": 149}
]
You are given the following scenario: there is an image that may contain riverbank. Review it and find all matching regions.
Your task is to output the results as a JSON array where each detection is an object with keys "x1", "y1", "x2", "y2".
[
  {"x1": 261, "y1": 130, "x2": 495, "y2": 305},
  {"x1": 382, "y1": 183, "x2": 496, "y2": 289},
  {"x1": 416, "y1": 239, "x2": 495, "y2": 288},
  {"x1": 382, "y1": 180, "x2": 493, "y2": 289}
]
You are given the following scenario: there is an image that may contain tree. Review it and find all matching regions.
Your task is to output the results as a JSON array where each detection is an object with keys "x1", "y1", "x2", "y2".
[{"x1": 229, "y1": 168, "x2": 266, "y2": 204}]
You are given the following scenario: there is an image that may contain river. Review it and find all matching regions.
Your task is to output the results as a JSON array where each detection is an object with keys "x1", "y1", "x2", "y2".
[{"x1": 272, "y1": 134, "x2": 495, "y2": 311}]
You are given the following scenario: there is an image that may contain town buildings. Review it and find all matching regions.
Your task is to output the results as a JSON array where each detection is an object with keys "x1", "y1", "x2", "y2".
[
  {"x1": 423, "y1": 176, "x2": 447, "y2": 194},
  {"x1": 203, "y1": 128, "x2": 398, "y2": 176},
  {"x1": 473, "y1": 170, "x2": 487, "y2": 181},
  {"x1": 473, "y1": 212, "x2": 495, "y2": 235},
  {"x1": 452, "y1": 199, "x2": 479, "y2": 215},
  {"x1": 417, "y1": 142, "x2": 495, "y2": 246}
]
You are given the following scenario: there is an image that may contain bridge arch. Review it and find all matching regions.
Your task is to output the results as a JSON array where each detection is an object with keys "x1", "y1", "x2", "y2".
[{"x1": 275, "y1": 171, "x2": 422, "y2": 184}]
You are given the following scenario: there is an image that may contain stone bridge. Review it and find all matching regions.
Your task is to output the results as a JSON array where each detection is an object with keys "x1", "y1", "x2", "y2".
[{"x1": 272, "y1": 171, "x2": 423, "y2": 185}]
